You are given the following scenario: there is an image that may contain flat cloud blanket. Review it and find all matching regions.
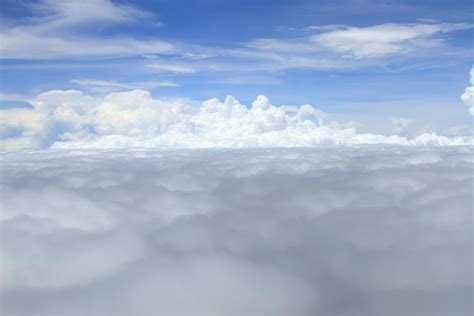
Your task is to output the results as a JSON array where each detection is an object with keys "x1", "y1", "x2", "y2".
[{"x1": 1, "y1": 146, "x2": 473, "y2": 315}]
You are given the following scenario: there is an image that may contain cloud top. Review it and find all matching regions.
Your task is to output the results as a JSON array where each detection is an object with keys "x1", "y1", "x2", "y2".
[
  {"x1": 1, "y1": 89, "x2": 472, "y2": 150},
  {"x1": 1, "y1": 147, "x2": 472, "y2": 315},
  {"x1": 461, "y1": 66, "x2": 474, "y2": 115}
]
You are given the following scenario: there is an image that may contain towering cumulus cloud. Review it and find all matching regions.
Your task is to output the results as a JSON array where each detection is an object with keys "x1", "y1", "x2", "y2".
[
  {"x1": 461, "y1": 66, "x2": 474, "y2": 115},
  {"x1": 0, "y1": 90, "x2": 472, "y2": 150},
  {"x1": 1, "y1": 147, "x2": 473, "y2": 315}
]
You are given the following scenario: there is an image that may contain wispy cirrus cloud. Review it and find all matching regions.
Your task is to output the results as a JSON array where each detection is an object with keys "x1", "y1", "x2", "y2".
[
  {"x1": 0, "y1": 0, "x2": 174, "y2": 59},
  {"x1": 166, "y1": 22, "x2": 473, "y2": 74},
  {"x1": 23, "y1": 0, "x2": 152, "y2": 31},
  {"x1": 243, "y1": 23, "x2": 473, "y2": 60},
  {"x1": 2, "y1": 0, "x2": 470, "y2": 71},
  {"x1": 0, "y1": 34, "x2": 174, "y2": 59},
  {"x1": 70, "y1": 78, "x2": 177, "y2": 92},
  {"x1": 147, "y1": 62, "x2": 196, "y2": 73},
  {"x1": 311, "y1": 23, "x2": 473, "y2": 59}
]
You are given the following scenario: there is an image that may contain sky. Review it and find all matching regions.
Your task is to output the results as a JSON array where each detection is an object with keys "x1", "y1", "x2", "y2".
[
  {"x1": 0, "y1": 0, "x2": 473, "y2": 149},
  {"x1": 1, "y1": 2, "x2": 473, "y2": 315}
]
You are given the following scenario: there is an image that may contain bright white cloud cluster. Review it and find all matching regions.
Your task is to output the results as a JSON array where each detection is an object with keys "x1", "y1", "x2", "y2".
[
  {"x1": 1, "y1": 147, "x2": 472, "y2": 315},
  {"x1": 461, "y1": 66, "x2": 474, "y2": 116},
  {"x1": 1, "y1": 89, "x2": 471, "y2": 150}
]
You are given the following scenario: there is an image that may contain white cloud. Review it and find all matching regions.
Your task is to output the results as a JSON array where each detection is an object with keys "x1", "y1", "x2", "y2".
[
  {"x1": 28, "y1": 89, "x2": 97, "y2": 114},
  {"x1": 0, "y1": 32, "x2": 174, "y2": 59},
  {"x1": 391, "y1": 117, "x2": 411, "y2": 135},
  {"x1": 147, "y1": 62, "x2": 196, "y2": 73},
  {"x1": 246, "y1": 23, "x2": 473, "y2": 61},
  {"x1": 0, "y1": 89, "x2": 471, "y2": 150},
  {"x1": 461, "y1": 66, "x2": 474, "y2": 115},
  {"x1": 245, "y1": 38, "x2": 319, "y2": 54},
  {"x1": 70, "y1": 78, "x2": 177, "y2": 92},
  {"x1": 0, "y1": 108, "x2": 46, "y2": 148},
  {"x1": 25, "y1": 0, "x2": 151, "y2": 31},
  {"x1": 0, "y1": 0, "x2": 174, "y2": 59},
  {"x1": 311, "y1": 23, "x2": 472, "y2": 59},
  {"x1": 1, "y1": 8, "x2": 470, "y2": 74},
  {"x1": 1, "y1": 147, "x2": 472, "y2": 314},
  {"x1": 191, "y1": 22, "x2": 473, "y2": 73}
]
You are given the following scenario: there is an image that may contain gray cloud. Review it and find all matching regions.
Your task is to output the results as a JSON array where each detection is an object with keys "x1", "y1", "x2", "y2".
[{"x1": 1, "y1": 146, "x2": 473, "y2": 315}]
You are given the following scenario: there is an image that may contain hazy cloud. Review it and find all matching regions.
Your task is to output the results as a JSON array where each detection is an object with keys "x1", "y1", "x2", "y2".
[
  {"x1": 232, "y1": 22, "x2": 474, "y2": 71},
  {"x1": 311, "y1": 23, "x2": 472, "y2": 59},
  {"x1": 1, "y1": 146, "x2": 472, "y2": 315},
  {"x1": 147, "y1": 63, "x2": 196, "y2": 73},
  {"x1": 391, "y1": 116, "x2": 412, "y2": 135},
  {"x1": 0, "y1": 0, "x2": 174, "y2": 59},
  {"x1": 70, "y1": 78, "x2": 177, "y2": 92}
]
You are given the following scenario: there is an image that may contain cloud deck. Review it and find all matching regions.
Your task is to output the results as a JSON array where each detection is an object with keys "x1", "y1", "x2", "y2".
[{"x1": 1, "y1": 146, "x2": 472, "y2": 315}]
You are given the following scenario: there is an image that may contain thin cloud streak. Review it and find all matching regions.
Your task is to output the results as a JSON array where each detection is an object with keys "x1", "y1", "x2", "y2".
[
  {"x1": 70, "y1": 78, "x2": 178, "y2": 92},
  {"x1": 0, "y1": 0, "x2": 174, "y2": 59}
]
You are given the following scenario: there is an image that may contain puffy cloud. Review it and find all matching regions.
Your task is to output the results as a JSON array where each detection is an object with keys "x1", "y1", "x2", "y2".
[
  {"x1": 0, "y1": 147, "x2": 472, "y2": 315},
  {"x1": 461, "y1": 66, "x2": 474, "y2": 115},
  {"x1": 29, "y1": 90, "x2": 96, "y2": 114},
  {"x1": 1, "y1": 90, "x2": 471, "y2": 150},
  {"x1": 251, "y1": 94, "x2": 271, "y2": 110},
  {"x1": 0, "y1": 109, "x2": 47, "y2": 149},
  {"x1": 391, "y1": 116, "x2": 411, "y2": 135}
]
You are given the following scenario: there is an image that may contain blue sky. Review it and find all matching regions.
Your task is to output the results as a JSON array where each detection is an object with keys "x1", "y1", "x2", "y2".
[{"x1": 0, "y1": 0, "x2": 473, "y2": 136}]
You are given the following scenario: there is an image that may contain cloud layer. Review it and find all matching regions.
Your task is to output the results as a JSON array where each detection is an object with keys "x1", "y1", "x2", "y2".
[
  {"x1": 1, "y1": 89, "x2": 472, "y2": 150},
  {"x1": 1, "y1": 147, "x2": 473, "y2": 315}
]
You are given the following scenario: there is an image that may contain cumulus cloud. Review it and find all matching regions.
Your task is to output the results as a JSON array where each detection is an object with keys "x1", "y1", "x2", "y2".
[
  {"x1": 0, "y1": 90, "x2": 471, "y2": 150},
  {"x1": 1, "y1": 147, "x2": 472, "y2": 315},
  {"x1": 461, "y1": 66, "x2": 474, "y2": 115},
  {"x1": 391, "y1": 116, "x2": 411, "y2": 135}
]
